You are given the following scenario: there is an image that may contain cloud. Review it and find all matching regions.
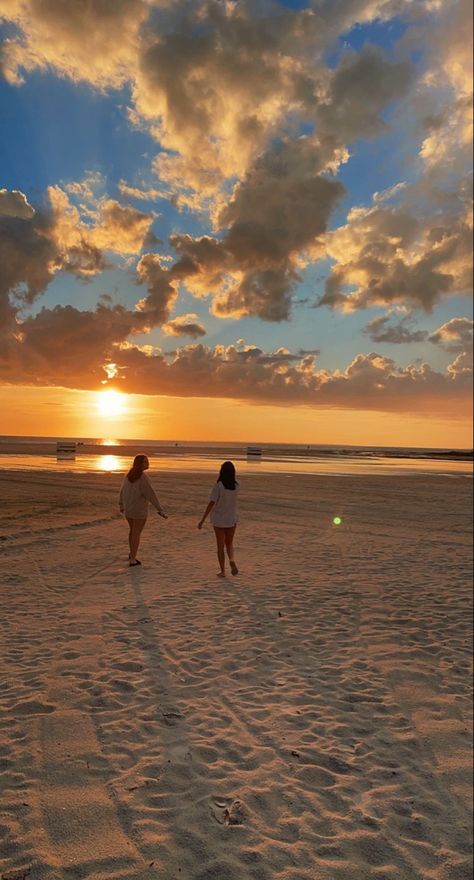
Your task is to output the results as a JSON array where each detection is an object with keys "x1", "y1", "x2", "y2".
[
  {"x1": 131, "y1": 3, "x2": 413, "y2": 201},
  {"x1": 118, "y1": 180, "x2": 166, "y2": 202},
  {"x1": 48, "y1": 185, "x2": 155, "y2": 259},
  {"x1": 136, "y1": 253, "x2": 178, "y2": 325},
  {"x1": 0, "y1": 302, "x2": 146, "y2": 386},
  {"x1": 315, "y1": 46, "x2": 413, "y2": 144},
  {"x1": 163, "y1": 137, "x2": 345, "y2": 320},
  {"x1": 429, "y1": 317, "x2": 473, "y2": 353},
  {"x1": 364, "y1": 313, "x2": 428, "y2": 343},
  {"x1": 0, "y1": 2, "x2": 445, "y2": 282},
  {"x1": 0, "y1": 211, "x2": 58, "y2": 319},
  {"x1": 134, "y1": 1, "x2": 328, "y2": 196},
  {"x1": 318, "y1": 183, "x2": 472, "y2": 312},
  {"x1": 417, "y1": 0, "x2": 473, "y2": 174},
  {"x1": 372, "y1": 182, "x2": 408, "y2": 204},
  {"x1": 0, "y1": 187, "x2": 34, "y2": 218},
  {"x1": 163, "y1": 313, "x2": 206, "y2": 339},
  {"x1": 0, "y1": 0, "x2": 149, "y2": 88},
  {"x1": 446, "y1": 350, "x2": 473, "y2": 378},
  {"x1": 0, "y1": 185, "x2": 165, "y2": 353},
  {"x1": 0, "y1": 313, "x2": 471, "y2": 415}
]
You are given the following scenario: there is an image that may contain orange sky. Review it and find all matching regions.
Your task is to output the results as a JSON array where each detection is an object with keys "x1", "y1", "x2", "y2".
[{"x1": 1, "y1": 386, "x2": 472, "y2": 448}]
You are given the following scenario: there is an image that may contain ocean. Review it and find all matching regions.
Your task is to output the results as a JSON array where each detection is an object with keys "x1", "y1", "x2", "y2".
[{"x1": 0, "y1": 436, "x2": 472, "y2": 477}]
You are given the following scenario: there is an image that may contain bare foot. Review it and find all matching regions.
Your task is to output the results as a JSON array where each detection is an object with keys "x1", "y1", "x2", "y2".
[
  {"x1": 230, "y1": 561, "x2": 238, "y2": 576},
  {"x1": 217, "y1": 572, "x2": 226, "y2": 578}
]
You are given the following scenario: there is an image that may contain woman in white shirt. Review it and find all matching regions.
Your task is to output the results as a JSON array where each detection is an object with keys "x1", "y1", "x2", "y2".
[
  {"x1": 119, "y1": 454, "x2": 167, "y2": 566},
  {"x1": 198, "y1": 461, "x2": 239, "y2": 577}
]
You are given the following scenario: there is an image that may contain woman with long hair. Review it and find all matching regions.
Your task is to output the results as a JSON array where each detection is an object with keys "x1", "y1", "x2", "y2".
[
  {"x1": 119, "y1": 454, "x2": 167, "y2": 566},
  {"x1": 198, "y1": 461, "x2": 239, "y2": 577}
]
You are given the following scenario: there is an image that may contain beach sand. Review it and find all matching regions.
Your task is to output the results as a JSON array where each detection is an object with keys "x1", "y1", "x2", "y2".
[{"x1": 0, "y1": 470, "x2": 472, "y2": 880}]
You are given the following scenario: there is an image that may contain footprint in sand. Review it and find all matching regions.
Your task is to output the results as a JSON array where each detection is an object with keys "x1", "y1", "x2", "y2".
[{"x1": 210, "y1": 797, "x2": 247, "y2": 826}]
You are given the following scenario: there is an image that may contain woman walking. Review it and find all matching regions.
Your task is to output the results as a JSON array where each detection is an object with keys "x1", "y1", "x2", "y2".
[
  {"x1": 119, "y1": 454, "x2": 167, "y2": 566},
  {"x1": 198, "y1": 461, "x2": 239, "y2": 577}
]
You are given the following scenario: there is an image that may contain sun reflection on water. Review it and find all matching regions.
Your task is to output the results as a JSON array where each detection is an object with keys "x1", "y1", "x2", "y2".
[{"x1": 96, "y1": 454, "x2": 122, "y2": 472}]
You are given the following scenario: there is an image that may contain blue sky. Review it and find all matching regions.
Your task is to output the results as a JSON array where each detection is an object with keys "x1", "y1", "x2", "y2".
[{"x1": 0, "y1": 0, "x2": 472, "y2": 440}]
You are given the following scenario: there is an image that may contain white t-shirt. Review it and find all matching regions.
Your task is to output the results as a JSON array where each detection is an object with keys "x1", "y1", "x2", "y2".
[{"x1": 209, "y1": 480, "x2": 239, "y2": 527}]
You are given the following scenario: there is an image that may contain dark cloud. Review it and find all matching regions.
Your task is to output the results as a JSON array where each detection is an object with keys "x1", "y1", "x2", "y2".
[
  {"x1": 364, "y1": 314, "x2": 428, "y2": 344},
  {"x1": 136, "y1": 253, "x2": 178, "y2": 325},
  {"x1": 0, "y1": 212, "x2": 58, "y2": 314},
  {"x1": 0, "y1": 302, "x2": 145, "y2": 386},
  {"x1": 165, "y1": 138, "x2": 345, "y2": 321},
  {"x1": 316, "y1": 46, "x2": 413, "y2": 144},
  {"x1": 0, "y1": 188, "x2": 34, "y2": 218}
]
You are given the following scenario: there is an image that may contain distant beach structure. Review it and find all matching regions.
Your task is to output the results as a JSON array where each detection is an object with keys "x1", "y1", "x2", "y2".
[
  {"x1": 56, "y1": 440, "x2": 76, "y2": 460},
  {"x1": 246, "y1": 445, "x2": 262, "y2": 460}
]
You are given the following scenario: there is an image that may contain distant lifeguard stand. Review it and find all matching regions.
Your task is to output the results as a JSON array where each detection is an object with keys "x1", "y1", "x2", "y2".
[
  {"x1": 56, "y1": 440, "x2": 76, "y2": 460},
  {"x1": 246, "y1": 446, "x2": 262, "y2": 461}
]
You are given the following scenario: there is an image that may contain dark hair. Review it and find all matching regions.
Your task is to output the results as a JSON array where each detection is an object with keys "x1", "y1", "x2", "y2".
[
  {"x1": 218, "y1": 460, "x2": 237, "y2": 490},
  {"x1": 127, "y1": 454, "x2": 149, "y2": 483}
]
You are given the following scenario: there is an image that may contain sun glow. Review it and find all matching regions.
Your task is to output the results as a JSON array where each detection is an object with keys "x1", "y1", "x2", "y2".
[{"x1": 96, "y1": 390, "x2": 126, "y2": 418}]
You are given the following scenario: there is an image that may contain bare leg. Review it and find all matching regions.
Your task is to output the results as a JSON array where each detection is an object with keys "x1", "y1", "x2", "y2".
[
  {"x1": 127, "y1": 517, "x2": 147, "y2": 564},
  {"x1": 225, "y1": 526, "x2": 238, "y2": 575},
  {"x1": 213, "y1": 527, "x2": 226, "y2": 577},
  {"x1": 126, "y1": 518, "x2": 134, "y2": 557}
]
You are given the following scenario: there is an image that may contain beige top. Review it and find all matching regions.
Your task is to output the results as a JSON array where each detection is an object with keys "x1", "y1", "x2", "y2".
[
  {"x1": 209, "y1": 481, "x2": 239, "y2": 527},
  {"x1": 119, "y1": 473, "x2": 163, "y2": 519}
]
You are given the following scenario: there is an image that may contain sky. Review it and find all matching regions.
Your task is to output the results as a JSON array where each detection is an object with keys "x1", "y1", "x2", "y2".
[{"x1": 0, "y1": 0, "x2": 472, "y2": 446}]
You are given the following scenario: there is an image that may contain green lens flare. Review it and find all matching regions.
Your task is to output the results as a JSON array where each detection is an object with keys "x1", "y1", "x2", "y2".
[{"x1": 333, "y1": 516, "x2": 342, "y2": 526}]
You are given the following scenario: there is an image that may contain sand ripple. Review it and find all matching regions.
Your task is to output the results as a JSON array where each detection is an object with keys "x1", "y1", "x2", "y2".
[{"x1": 0, "y1": 471, "x2": 472, "y2": 879}]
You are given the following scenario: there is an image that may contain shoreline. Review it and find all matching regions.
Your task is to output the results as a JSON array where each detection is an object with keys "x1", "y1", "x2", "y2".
[
  {"x1": 0, "y1": 454, "x2": 472, "y2": 478},
  {"x1": 0, "y1": 437, "x2": 472, "y2": 462}
]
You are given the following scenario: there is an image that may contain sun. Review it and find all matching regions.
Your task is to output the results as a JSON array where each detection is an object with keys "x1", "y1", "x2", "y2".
[{"x1": 96, "y1": 389, "x2": 125, "y2": 418}]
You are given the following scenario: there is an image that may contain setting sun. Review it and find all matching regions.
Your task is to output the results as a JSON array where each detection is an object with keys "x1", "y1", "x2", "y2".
[{"x1": 96, "y1": 390, "x2": 125, "y2": 418}]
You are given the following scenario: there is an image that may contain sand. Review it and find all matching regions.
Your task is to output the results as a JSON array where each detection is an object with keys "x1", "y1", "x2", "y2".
[{"x1": 0, "y1": 469, "x2": 472, "y2": 880}]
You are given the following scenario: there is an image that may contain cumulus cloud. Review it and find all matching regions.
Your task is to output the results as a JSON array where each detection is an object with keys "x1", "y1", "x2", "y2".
[
  {"x1": 48, "y1": 185, "x2": 155, "y2": 260},
  {"x1": 0, "y1": 322, "x2": 470, "y2": 415},
  {"x1": 0, "y1": 187, "x2": 34, "y2": 218},
  {"x1": 417, "y1": 0, "x2": 473, "y2": 175},
  {"x1": 0, "y1": 302, "x2": 146, "y2": 386},
  {"x1": 0, "y1": 185, "x2": 163, "y2": 353},
  {"x1": 134, "y1": 1, "x2": 328, "y2": 196},
  {"x1": 429, "y1": 317, "x2": 473, "y2": 353},
  {"x1": 162, "y1": 137, "x2": 345, "y2": 320},
  {"x1": 318, "y1": 182, "x2": 472, "y2": 312},
  {"x1": 0, "y1": 0, "x2": 149, "y2": 88},
  {"x1": 136, "y1": 16, "x2": 413, "y2": 208},
  {"x1": 163, "y1": 313, "x2": 207, "y2": 338}
]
